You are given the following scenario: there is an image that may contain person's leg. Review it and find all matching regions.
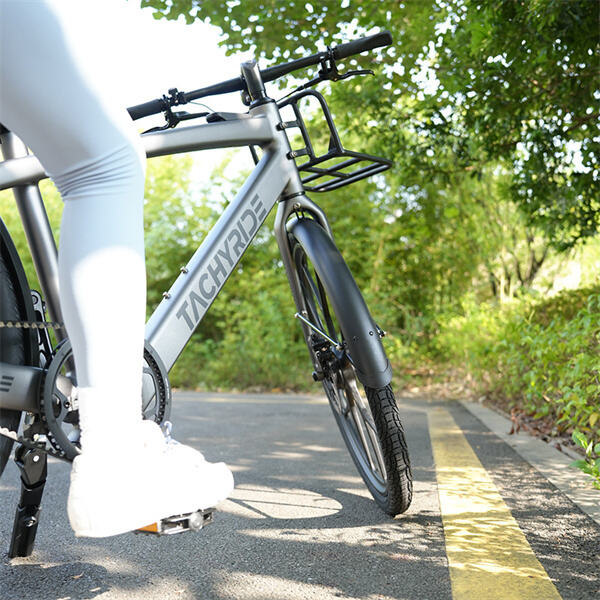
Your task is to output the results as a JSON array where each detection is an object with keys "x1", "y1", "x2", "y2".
[
  {"x1": 0, "y1": 0, "x2": 232, "y2": 536},
  {"x1": 54, "y1": 149, "x2": 146, "y2": 454},
  {"x1": 0, "y1": 0, "x2": 147, "y2": 438}
]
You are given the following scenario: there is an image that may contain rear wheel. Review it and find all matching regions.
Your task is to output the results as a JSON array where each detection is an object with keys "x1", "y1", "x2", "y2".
[
  {"x1": 290, "y1": 223, "x2": 412, "y2": 515},
  {"x1": 0, "y1": 219, "x2": 37, "y2": 478}
]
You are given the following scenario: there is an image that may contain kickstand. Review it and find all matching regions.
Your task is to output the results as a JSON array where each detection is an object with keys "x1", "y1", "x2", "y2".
[{"x1": 8, "y1": 444, "x2": 48, "y2": 558}]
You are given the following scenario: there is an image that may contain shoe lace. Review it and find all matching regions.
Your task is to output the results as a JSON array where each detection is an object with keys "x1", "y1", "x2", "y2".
[{"x1": 161, "y1": 421, "x2": 180, "y2": 447}]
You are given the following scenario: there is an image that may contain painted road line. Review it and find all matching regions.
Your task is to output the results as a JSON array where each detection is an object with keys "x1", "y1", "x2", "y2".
[
  {"x1": 429, "y1": 407, "x2": 561, "y2": 600},
  {"x1": 462, "y1": 400, "x2": 600, "y2": 526}
]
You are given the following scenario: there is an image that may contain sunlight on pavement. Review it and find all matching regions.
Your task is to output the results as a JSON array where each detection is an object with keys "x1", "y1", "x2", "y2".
[
  {"x1": 239, "y1": 523, "x2": 413, "y2": 547},
  {"x1": 429, "y1": 407, "x2": 562, "y2": 599},
  {"x1": 213, "y1": 570, "x2": 397, "y2": 600},
  {"x1": 221, "y1": 484, "x2": 342, "y2": 520},
  {"x1": 336, "y1": 487, "x2": 373, "y2": 500}
]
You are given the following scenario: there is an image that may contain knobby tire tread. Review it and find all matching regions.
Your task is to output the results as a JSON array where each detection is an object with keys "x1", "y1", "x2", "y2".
[{"x1": 365, "y1": 385, "x2": 413, "y2": 515}]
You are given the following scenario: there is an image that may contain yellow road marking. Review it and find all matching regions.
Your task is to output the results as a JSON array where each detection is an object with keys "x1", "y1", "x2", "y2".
[{"x1": 429, "y1": 407, "x2": 562, "y2": 599}]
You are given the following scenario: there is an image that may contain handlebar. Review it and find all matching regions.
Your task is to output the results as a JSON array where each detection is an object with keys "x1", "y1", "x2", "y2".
[
  {"x1": 332, "y1": 31, "x2": 392, "y2": 60},
  {"x1": 128, "y1": 98, "x2": 170, "y2": 121},
  {"x1": 127, "y1": 31, "x2": 392, "y2": 121}
]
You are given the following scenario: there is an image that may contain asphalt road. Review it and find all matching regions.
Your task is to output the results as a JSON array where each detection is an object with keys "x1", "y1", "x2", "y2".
[{"x1": 0, "y1": 392, "x2": 598, "y2": 600}]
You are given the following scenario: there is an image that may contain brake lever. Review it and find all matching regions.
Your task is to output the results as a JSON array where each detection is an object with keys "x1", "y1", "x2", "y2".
[
  {"x1": 317, "y1": 47, "x2": 375, "y2": 82},
  {"x1": 275, "y1": 53, "x2": 375, "y2": 105},
  {"x1": 142, "y1": 110, "x2": 210, "y2": 134},
  {"x1": 282, "y1": 67, "x2": 374, "y2": 97},
  {"x1": 336, "y1": 69, "x2": 374, "y2": 81}
]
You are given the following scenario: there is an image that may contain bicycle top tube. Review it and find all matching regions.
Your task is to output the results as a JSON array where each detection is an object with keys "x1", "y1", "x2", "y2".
[{"x1": 127, "y1": 31, "x2": 392, "y2": 121}]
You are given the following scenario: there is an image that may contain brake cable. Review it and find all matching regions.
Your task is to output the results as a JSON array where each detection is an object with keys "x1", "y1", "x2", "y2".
[{"x1": 277, "y1": 48, "x2": 374, "y2": 104}]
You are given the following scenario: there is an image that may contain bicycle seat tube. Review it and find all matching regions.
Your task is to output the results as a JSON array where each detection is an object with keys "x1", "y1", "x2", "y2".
[{"x1": 0, "y1": 128, "x2": 66, "y2": 339}]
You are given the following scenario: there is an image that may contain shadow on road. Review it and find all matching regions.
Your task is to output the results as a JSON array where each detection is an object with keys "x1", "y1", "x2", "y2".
[
  {"x1": 0, "y1": 393, "x2": 447, "y2": 600},
  {"x1": 1, "y1": 561, "x2": 112, "y2": 599}
]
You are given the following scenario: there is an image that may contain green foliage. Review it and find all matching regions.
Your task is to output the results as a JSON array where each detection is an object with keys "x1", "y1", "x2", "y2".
[
  {"x1": 433, "y1": 287, "x2": 600, "y2": 487},
  {"x1": 571, "y1": 430, "x2": 600, "y2": 490},
  {"x1": 143, "y1": 154, "x2": 219, "y2": 314},
  {"x1": 141, "y1": 0, "x2": 600, "y2": 248},
  {"x1": 0, "y1": 180, "x2": 63, "y2": 291},
  {"x1": 431, "y1": 0, "x2": 600, "y2": 250},
  {"x1": 143, "y1": 152, "x2": 319, "y2": 391},
  {"x1": 139, "y1": 0, "x2": 436, "y2": 66},
  {"x1": 168, "y1": 199, "x2": 314, "y2": 391}
]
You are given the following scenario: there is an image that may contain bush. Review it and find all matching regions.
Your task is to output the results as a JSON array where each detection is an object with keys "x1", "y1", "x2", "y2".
[
  {"x1": 434, "y1": 287, "x2": 600, "y2": 487},
  {"x1": 169, "y1": 283, "x2": 314, "y2": 392}
]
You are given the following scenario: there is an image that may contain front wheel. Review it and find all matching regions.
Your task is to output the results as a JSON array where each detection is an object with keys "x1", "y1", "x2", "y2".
[{"x1": 289, "y1": 220, "x2": 412, "y2": 515}]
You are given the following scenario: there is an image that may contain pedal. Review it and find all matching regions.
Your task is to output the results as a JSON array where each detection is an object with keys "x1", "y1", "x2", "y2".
[{"x1": 134, "y1": 508, "x2": 215, "y2": 536}]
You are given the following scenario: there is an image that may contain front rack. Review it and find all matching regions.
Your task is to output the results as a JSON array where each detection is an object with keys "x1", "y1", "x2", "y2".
[{"x1": 278, "y1": 90, "x2": 391, "y2": 193}]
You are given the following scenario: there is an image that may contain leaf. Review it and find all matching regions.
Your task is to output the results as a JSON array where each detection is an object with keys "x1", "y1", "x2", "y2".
[
  {"x1": 570, "y1": 459, "x2": 589, "y2": 471},
  {"x1": 572, "y1": 430, "x2": 588, "y2": 449}
]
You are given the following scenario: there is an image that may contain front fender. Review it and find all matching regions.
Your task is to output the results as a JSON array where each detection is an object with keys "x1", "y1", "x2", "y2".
[{"x1": 289, "y1": 218, "x2": 392, "y2": 388}]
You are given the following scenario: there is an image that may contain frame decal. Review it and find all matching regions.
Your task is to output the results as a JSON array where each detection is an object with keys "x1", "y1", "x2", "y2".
[{"x1": 176, "y1": 193, "x2": 267, "y2": 331}]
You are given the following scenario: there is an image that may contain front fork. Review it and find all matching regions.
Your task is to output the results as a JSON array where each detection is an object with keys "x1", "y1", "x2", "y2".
[{"x1": 273, "y1": 193, "x2": 333, "y2": 374}]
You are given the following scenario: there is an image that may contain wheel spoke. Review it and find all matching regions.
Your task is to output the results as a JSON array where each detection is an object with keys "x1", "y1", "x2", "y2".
[
  {"x1": 316, "y1": 275, "x2": 338, "y2": 340},
  {"x1": 363, "y1": 411, "x2": 387, "y2": 479},
  {"x1": 349, "y1": 402, "x2": 378, "y2": 472},
  {"x1": 345, "y1": 375, "x2": 387, "y2": 479},
  {"x1": 143, "y1": 395, "x2": 157, "y2": 414},
  {"x1": 301, "y1": 267, "x2": 327, "y2": 332}
]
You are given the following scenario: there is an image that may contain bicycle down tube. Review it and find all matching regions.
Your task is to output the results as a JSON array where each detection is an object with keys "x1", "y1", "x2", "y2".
[{"x1": 145, "y1": 100, "x2": 306, "y2": 371}]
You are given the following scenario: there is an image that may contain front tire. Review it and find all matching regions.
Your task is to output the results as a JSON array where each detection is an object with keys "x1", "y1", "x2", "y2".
[{"x1": 290, "y1": 220, "x2": 412, "y2": 515}]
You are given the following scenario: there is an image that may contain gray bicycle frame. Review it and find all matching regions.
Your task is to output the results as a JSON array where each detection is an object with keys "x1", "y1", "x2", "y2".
[{"x1": 0, "y1": 71, "x2": 332, "y2": 413}]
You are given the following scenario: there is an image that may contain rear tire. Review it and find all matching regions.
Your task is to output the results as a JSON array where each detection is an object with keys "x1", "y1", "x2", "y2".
[
  {"x1": 290, "y1": 220, "x2": 412, "y2": 515},
  {"x1": 0, "y1": 219, "x2": 36, "y2": 478}
]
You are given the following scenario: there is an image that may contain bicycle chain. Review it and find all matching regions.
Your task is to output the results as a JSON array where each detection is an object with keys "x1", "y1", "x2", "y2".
[
  {"x1": 0, "y1": 318, "x2": 69, "y2": 460},
  {"x1": 1, "y1": 321, "x2": 170, "y2": 461},
  {"x1": 0, "y1": 319, "x2": 64, "y2": 330},
  {"x1": 0, "y1": 425, "x2": 69, "y2": 460}
]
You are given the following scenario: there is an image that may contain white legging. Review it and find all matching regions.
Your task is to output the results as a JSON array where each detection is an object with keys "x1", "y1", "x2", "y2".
[{"x1": 0, "y1": 1, "x2": 146, "y2": 430}]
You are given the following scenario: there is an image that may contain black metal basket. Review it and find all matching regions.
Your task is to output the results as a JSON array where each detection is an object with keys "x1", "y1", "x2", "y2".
[{"x1": 277, "y1": 89, "x2": 392, "y2": 193}]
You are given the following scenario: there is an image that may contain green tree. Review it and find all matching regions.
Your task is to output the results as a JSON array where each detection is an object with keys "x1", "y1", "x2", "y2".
[
  {"x1": 141, "y1": 0, "x2": 599, "y2": 249},
  {"x1": 0, "y1": 154, "x2": 214, "y2": 324}
]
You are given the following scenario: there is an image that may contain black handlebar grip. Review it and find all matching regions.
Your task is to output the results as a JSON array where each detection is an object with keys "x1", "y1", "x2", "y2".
[
  {"x1": 332, "y1": 31, "x2": 393, "y2": 60},
  {"x1": 127, "y1": 98, "x2": 167, "y2": 121}
]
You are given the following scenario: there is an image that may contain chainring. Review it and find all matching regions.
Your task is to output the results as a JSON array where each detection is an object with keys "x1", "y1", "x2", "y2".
[{"x1": 41, "y1": 339, "x2": 172, "y2": 460}]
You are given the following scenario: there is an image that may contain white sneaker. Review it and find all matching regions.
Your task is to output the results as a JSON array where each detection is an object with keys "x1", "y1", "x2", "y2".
[{"x1": 67, "y1": 421, "x2": 234, "y2": 537}]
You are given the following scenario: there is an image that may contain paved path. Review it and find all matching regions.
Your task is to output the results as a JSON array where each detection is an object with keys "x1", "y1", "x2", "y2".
[{"x1": 0, "y1": 392, "x2": 598, "y2": 600}]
